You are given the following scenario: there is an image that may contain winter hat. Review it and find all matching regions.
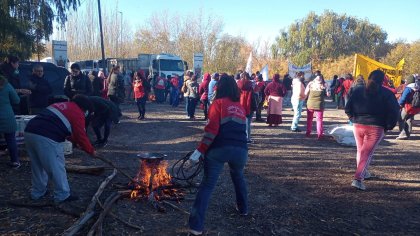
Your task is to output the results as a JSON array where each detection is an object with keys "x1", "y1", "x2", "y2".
[{"x1": 406, "y1": 75, "x2": 415, "y2": 84}]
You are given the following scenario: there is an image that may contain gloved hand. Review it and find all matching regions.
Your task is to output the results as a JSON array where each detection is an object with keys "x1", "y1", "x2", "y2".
[{"x1": 189, "y1": 149, "x2": 202, "y2": 163}]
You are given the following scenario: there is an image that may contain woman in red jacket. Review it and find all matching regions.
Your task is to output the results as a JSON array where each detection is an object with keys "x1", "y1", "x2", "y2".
[
  {"x1": 188, "y1": 74, "x2": 248, "y2": 235},
  {"x1": 237, "y1": 72, "x2": 254, "y2": 142},
  {"x1": 133, "y1": 70, "x2": 150, "y2": 120}
]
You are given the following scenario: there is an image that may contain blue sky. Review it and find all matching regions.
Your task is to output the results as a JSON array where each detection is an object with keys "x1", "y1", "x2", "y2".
[{"x1": 83, "y1": 0, "x2": 420, "y2": 43}]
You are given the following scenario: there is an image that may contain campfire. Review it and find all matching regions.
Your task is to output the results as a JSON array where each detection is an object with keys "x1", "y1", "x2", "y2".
[{"x1": 129, "y1": 153, "x2": 184, "y2": 206}]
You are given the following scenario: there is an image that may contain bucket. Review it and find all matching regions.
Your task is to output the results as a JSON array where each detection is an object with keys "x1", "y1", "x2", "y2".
[
  {"x1": 63, "y1": 140, "x2": 73, "y2": 155},
  {"x1": 0, "y1": 115, "x2": 36, "y2": 145}
]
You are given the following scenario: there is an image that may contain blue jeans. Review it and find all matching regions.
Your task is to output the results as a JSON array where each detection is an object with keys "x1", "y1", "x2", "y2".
[
  {"x1": 189, "y1": 146, "x2": 248, "y2": 232},
  {"x1": 25, "y1": 132, "x2": 70, "y2": 202},
  {"x1": 185, "y1": 95, "x2": 189, "y2": 115},
  {"x1": 291, "y1": 99, "x2": 304, "y2": 130},
  {"x1": 4, "y1": 133, "x2": 18, "y2": 163},
  {"x1": 246, "y1": 112, "x2": 254, "y2": 141},
  {"x1": 170, "y1": 88, "x2": 179, "y2": 107}
]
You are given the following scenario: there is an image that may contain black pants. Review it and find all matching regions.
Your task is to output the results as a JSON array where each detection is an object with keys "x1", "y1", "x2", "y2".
[
  {"x1": 256, "y1": 100, "x2": 264, "y2": 120},
  {"x1": 201, "y1": 99, "x2": 208, "y2": 119},
  {"x1": 108, "y1": 95, "x2": 122, "y2": 117},
  {"x1": 92, "y1": 116, "x2": 112, "y2": 142},
  {"x1": 136, "y1": 97, "x2": 147, "y2": 118},
  {"x1": 187, "y1": 97, "x2": 198, "y2": 118},
  {"x1": 398, "y1": 108, "x2": 415, "y2": 137}
]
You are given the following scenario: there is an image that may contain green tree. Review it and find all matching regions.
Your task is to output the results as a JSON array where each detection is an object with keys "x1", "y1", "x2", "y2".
[
  {"x1": 272, "y1": 10, "x2": 390, "y2": 66},
  {"x1": 382, "y1": 40, "x2": 420, "y2": 76},
  {"x1": 0, "y1": 0, "x2": 79, "y2": 59}
]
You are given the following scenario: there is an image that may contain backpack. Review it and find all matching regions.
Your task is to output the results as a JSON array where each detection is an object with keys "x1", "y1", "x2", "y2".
[{"x1": 411, "y1": 90, "x2": 420, "y2": 108}]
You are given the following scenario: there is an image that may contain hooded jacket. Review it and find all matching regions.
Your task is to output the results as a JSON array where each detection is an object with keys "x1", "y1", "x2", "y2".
[
  {"x1": 199, "y1": 73, "x2": 211, "y2": 100},
  {"x1": 399, "y1": 82, "x2": 420, "y2": 115}
]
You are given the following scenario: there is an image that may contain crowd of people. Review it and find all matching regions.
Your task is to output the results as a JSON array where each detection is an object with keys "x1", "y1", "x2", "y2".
[{"x1": 0, "y1": 54, "x2": 419, "y2": 234}]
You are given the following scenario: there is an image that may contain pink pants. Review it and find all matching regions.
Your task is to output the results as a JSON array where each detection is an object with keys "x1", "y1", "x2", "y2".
[
  {"x1": 306, "y1": 109, "x2": 324, "y2": 138},
  {"x1": 353, "y1": 124, "x2": 384, "y2": 180}
]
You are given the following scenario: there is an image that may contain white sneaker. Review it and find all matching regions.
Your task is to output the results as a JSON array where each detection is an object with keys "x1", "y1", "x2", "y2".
[
  {"x1": 188, "y1": 229, "x2": 203, "y2": 235},
  {"x1": 351, "y1": 180, "x2": 366, "y2": 190}
]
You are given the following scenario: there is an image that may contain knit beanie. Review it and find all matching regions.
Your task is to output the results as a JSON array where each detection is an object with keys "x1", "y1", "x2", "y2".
[{"x1": 406, "y1": 75, "x2": 415, "y2": 84}]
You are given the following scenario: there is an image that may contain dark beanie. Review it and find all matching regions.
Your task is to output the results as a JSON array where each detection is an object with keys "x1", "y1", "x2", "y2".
[{"x1": 406, "y1": 75, "x2": 415, "y2": 84}]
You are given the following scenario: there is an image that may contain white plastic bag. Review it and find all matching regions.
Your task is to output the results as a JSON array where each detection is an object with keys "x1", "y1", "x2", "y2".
[{"x1": 326, "y1": 125, "x2": 356, "y2": 147}]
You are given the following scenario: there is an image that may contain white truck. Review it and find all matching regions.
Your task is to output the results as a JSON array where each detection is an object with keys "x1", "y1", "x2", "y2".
[{"x1": 142, "y1": 53, "x2": 187, "y2": 79}]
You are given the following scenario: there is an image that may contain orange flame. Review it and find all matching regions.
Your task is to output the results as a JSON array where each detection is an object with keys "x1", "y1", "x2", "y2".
[{"x1": 130, "y1": 160, "x2": 172, "y2": 199}]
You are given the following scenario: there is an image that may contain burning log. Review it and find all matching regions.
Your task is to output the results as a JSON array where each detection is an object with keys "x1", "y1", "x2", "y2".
[{"x1": 63, "y1": 169, "x2": 117, "y2": 236}]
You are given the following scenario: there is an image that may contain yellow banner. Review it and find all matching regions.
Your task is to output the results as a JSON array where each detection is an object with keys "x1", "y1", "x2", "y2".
[{"x1": 353, "y1": 54, "x2": 404, "y2": 87}]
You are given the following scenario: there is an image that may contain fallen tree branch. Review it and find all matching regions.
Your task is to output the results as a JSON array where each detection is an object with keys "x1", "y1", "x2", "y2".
[
  {"x1": 63, "y1": 168, "x2": 117, "y2": 236},
  {"x1": 95, "y1": 193, "x2": 144, "y2": 231},
  {"x1": 66, "y1": 164, "x2": 105, "y2": 176},
  {"x1": 162, "y1": 200, "x2": 190, "y2": 215},
  {"x1": 87, "y1": 192, "x2": 122, "y2": 236}
]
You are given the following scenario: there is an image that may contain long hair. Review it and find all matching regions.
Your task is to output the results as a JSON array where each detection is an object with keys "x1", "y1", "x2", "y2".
[
  {"x1": 366, "y1": 70, "x2": 385, "y2": 96},
  {"x1": 215, "y1": 74, "x2": 240, "y2": 102},
  {"x1": 107, "y1": 66, "x2": 120, "y2": 80}
]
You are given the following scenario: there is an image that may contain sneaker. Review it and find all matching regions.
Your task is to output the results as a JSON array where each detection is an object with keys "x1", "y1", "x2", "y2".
[
  {"x1": 94, "y1": 139, "x2": 102, "y2": 145},
  {"x1": 364, "y1": 171, "x2": 374, "y2": 180},
  {"x1": 396, "y1": 135, "x2": 408, "y2": 140},
  {"x1": 188, "y1": 229, "x2": 203, "y2": 236},
  {"x1": 58, "y1": 194, "x2": 79, "y2": 203},
  {"x1": 351, "y1": 180, "x2": 366, "y2": 191},
  {"x1": 247, "y1": 139, "x2": 253, "y2": 144},
  {"x1": 291, "y1": 128, "x2": 302, "y2": 132},
  {"x1": 95, "y1": 140, "x2": 108, "y2": 148},
  {"x1": 10, "y1": 162, "x2": 21, "y2": 169},
  {"x1": 235, "y1": 205, "x2": 249, "y2": 216}
]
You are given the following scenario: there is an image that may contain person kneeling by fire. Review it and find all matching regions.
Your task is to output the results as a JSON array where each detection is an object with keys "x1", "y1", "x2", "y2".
[
  {"x1": 187, "y1": 74, "x2": 249, "y2": 236},
  {"x1": 24, "y1": 94, "x2": 96, "y2": 203},
  {"x1": 87, "y1": 96, "x2": 120, "y2": 148}
]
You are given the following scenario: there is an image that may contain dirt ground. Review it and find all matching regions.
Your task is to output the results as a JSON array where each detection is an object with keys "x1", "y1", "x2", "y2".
[{"x1": 0, "y1": 99, "x2": 419, "y2": 235}]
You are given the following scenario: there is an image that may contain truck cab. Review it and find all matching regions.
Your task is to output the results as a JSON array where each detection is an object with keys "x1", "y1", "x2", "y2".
[{"x1": 150, "y1": 54, "x2": 188, "y2": 79}]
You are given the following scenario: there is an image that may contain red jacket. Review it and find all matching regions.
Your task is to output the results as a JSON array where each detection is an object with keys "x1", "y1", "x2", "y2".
[
  {"x1": 133, "y1": 80, "x2": 146, "y2": 99},
  {"x1": 197, "y1": 98, "x2": 247, "y2": 154},
  {"x1": 343, "y1": 79, "x2": 353, "y2": 96},
  {"x1": 155, "y1": 77, "x2": 166, "y2": 90},
  {"x1": 51, "y1": 102, "x2": 94, "y2": 155},
  {"x1": 237, "y1": 79, "x2": 253, "y2": 116}
]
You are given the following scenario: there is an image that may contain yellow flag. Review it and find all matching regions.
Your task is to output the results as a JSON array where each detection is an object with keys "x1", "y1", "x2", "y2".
[{"x1": 353, "y1": 54, "x2": 404, "y2": 87}]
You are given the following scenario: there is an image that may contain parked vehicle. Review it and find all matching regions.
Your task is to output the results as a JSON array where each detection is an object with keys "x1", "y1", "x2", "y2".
[{"x1": 19, "y1": 61, "x2": 69, "y2": 96}]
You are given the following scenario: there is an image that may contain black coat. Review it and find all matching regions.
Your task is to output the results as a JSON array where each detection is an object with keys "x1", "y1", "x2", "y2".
[
  {"x1": 29, "y1": 74, "x2": 52, "y2": 108},
  {"x1": 64, "y1": 74, "x2": 92, "y2": 99},
  {"x1": 345, "y1": 86, "x2": 400, "y2": 130}
]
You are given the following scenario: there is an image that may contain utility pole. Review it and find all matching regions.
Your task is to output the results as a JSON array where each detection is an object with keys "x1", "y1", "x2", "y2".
[
  {"x1": 119, "y1": 11, "x2": 123, "y2": 58},
  {"x1": 97, "y1": 0, "x2": 106, "y2": 73}
]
